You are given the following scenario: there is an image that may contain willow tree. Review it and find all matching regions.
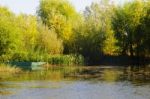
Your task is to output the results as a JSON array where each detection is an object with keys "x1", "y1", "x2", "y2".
[
  {"x1": 0, "y1": 7, "x2": 22, "y2": 61},
  {"x1": 73, "y1": 2, "x2": 117, "y2": 64},
  {"x1": 16, "y1": 15, "x2": 38, "y2": 58},
  {"x1": 112, "y1": 0, "x2": 146, "y2": 56},
  {"x1": 37, "y1": 0, "x2": 79, "y2": 53},
  {"x1": 36, "y1": 23, "x2": 63, "y2": 55},
  {"x1": 135, "y1": 1, "x2": 150, "y2": 56},
  {"x1": 142, "y1": 1, "x2": 150, "y2": 56}
]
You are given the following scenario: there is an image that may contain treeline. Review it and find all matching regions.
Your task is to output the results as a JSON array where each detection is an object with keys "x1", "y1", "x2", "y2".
[{"x1": 0, "y1": 0, "x2": 149, "y2": 65}]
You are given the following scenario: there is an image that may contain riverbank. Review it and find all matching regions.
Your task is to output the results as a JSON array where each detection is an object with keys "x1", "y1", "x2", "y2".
[{"x1": 0, "y1": 64, "x2": 22, "y2": 74}]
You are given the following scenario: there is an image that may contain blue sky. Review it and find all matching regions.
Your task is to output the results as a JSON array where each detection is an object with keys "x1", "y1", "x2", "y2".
[{"x1": 0, "y1": 0, "x2": 128, "y2": 15}]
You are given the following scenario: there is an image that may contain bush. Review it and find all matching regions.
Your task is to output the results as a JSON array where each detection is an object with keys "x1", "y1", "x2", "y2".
[
  {"x1": 8, "y1": 52, "x2": 84, "y2": 66},
  {"x1": 47, "y1": 54, "x2": 84, "y2": 66},
  {"x1": 0, "y1": 63, "x2": 22, "y2": 73},
  {"x1": 11, "y1": 52, "x2": 28, "y2": 62}
]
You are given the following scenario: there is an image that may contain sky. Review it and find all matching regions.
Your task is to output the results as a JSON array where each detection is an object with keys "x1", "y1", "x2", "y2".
[{"x1": 0, "y1": 0, "x2": 128, "y2": 15}]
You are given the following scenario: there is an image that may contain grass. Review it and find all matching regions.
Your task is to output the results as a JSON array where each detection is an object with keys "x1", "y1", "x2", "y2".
[
  {"x1": 0, "y1": 64, "x2": 22, "y2": 74},
  {"x1": 9, "y1": 54, "x2": 85, "y2": 66},
  {"x1": 47, "y1": 54, "x2": 84, "y2": 66}
]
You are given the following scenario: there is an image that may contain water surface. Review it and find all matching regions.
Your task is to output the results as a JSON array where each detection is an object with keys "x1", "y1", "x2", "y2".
[{"x1": 0, "y1": 66, "x2": 150, "y2": 99}]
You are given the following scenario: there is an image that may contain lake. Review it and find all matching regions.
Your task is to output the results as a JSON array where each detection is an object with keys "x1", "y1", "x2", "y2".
[{"x1": 0, "y1": 66, "x2": 150, "y2": 99}]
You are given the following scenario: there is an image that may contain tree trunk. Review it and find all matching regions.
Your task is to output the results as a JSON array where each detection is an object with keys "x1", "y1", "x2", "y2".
[
  {"x1": 122, "y1": 42, "x2": 128, "y2": 55},
  {"x1": 130, "y1": 44, "x2": 134, "y2": 57}
]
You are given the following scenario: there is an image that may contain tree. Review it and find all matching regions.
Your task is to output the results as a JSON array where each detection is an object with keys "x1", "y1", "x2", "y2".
[
  {"x1": 112, "y1": 0, "x2": 146, "y2": 56},
  {"x1": 0, "y1": 7, "x2": 22, "y2": 61},
  {"x1": 17, "y1": 15, "x2": 38, "y2": 52},
  {"x1": 37, "y1": 0, "x2": 79, "y2": 53},
  {"x1": 135, "y1": 1, "x2": 150, "y2": 56},
  {"x1": 73, "y1": 2, "x2": 117, "y2": 64},
  {"x1": 36, "y1": 22, "x2": 63, "y2": 55}
]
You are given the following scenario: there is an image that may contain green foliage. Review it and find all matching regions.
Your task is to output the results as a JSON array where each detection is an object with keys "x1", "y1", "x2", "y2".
[
  {"x1": 37, "y1": 0, "x2": 74, "y2": 39},
  {"x1": 72, "y1": 2, "x2": 117, "y2": 64},
  {"x1": 47, "y1": 54, "x2": 84, "y2": 66},
  {"x1": 36, "y1": 22, "x2": 63, "y2": 55},
  {"x1": 17, "y1": 15, "x2": 38, "y2": 52},
  {"x1": 112, "y1": 0, "x2": 149, "y2": 56},
  {"x1": 135, "y1": 1, "x2": 150, "y2": 56},
  {"x1": 0, "y1": 7, "x2": 22, "y2": 61},
  {"x1": 0, "y1": 6, "x2": 13, "y2": 16},
  {"x1": 0, "y1": 0, "x2": 149, "y2": 65},
  {"x1": 37, "y1": 0, "x2": 80, "y2": 53}
]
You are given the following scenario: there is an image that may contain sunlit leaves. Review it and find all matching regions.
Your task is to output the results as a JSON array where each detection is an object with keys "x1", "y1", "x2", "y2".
[
  {"x1": 37, "y1": 23, "x2": 63, "y2": 54},
  {"x1": 37, "y1": 0, "x2": 78, "y2": 42},
  {"x1": 17, "y1": 15, "x2": 38, "y2": 52},
  {"x1": 0, "y1": 7, "x2": 21, "y2": 61}
]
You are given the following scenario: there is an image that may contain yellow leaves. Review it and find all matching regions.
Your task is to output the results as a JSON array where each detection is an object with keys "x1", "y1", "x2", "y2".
[
  {"x1": 37, "y1": 23, "x2": 63, "y2": 55},
  {"x1": 38, "y1": 0, "x2": 78, "y2": 44},
  {"x1": 103, "y1": 30, "x2": 117, "y2": 55},
  {"x1": 0, "y1": 6, "x2": 13, "y2": 17},
  {"x1": 124, "y1": 0, "x2": 145, "y2": 27},
  {"x1": 62, "y1": 23, "x2": 73, "y2": 41},
  {"x1": 43, "y1": 31, "x2": 63, "y2": 54},
  {"x1": 47, "y1": 12, "x2": 73, "y2": 42},
  {"x1": 17, "y1": 15, "x2": 38, "y2": 50}
]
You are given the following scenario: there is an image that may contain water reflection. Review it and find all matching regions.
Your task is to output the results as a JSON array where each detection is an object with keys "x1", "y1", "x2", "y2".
[
  {"x1": 0, "y1": 66, "x2": 150, "y2": 84},
  {"x1": 0, "y1": 66, "x2": 150, "y2": 99}
]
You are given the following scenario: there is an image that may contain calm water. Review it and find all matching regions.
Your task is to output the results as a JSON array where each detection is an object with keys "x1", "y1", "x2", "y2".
[{"x1": 0, "y1": 66, "x2": 150, "y2": 99}]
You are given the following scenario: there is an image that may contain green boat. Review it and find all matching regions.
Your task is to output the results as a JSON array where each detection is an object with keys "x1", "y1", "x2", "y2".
[{"x1": 8, "y1": 62, "x2": 47, "y2": 70}]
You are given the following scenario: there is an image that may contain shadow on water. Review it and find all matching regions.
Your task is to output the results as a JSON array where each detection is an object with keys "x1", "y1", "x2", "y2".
[{"x1": 89, "y1": 55, "x2": 150, "y2": 66}]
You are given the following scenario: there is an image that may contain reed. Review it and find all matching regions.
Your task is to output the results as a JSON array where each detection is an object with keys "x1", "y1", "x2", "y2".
[
  {"x1": 47, "y1": 54, "x2": 84, "y2": 66},
  {"x1": 0, "y1": 64, "x2": 22, "y2": 73}
]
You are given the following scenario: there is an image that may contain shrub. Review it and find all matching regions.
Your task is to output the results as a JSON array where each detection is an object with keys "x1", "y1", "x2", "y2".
[
  {"x1": 0, "y1": 64, "x2": 22, "y2": 73},
  {"x1": 47, "y1": 54, "x2": 84, "y2": 66}
]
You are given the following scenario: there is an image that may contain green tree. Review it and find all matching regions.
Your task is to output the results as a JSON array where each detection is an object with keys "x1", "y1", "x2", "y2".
[
  {"x1": 8, "y1": 14, "x2": 39, "y2": 61},
  {"x1": 0, "y1": 7, "x2": 22, "y2": 61},
  {"x1": 135, "y1": 1, "x2": 150, "y2": 56},
  {"x1": 73, "y1": 2, "x2": 117, "y2": 64},
  {"x1": 37, "y1": 0, "x2": 80, "y2": 53},
  {"x1": 36, "y1": 22, "x2": 63, "y2": 55},
  {"x1": 112, "y1": 0, "x2": 146, "y2": 56},
  {"x1": 17, "y1": 15, "x2": 38, "y2": 52}
]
